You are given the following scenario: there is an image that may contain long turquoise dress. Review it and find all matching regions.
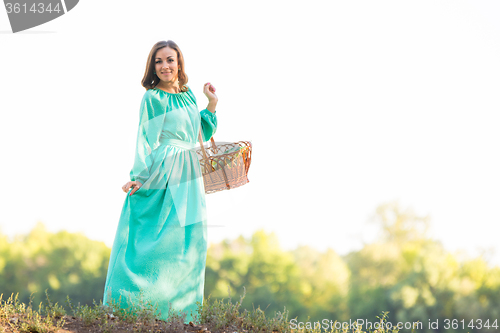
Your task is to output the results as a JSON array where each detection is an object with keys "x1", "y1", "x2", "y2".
[{"x1": 103, "y1": 86, "x2": 217, "y2": 324}]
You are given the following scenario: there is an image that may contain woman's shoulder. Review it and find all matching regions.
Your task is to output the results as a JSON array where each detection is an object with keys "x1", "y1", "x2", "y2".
[
  {"x1": 144, "y1": 87, "x2": 162, "y2": 98},
  {"x1": 139, "y1": 88, "x2": 170, "y2": 115},
  {"x1": 141, "y1": 88, "x2": 171, "y2": 107}
]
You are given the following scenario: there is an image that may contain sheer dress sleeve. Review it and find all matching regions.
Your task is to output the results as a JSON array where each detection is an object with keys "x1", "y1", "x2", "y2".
[
  {"x1": 129, "y1": 90, "x2": 168, "y2": 185},
  {"x1": 200, "y1": 108, "x2": 217, "y2": 142}
]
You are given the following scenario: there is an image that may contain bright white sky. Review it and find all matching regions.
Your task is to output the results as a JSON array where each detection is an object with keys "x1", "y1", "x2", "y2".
[{"x1": 1, "y1": 0, "x2": 499, "y2": 266}]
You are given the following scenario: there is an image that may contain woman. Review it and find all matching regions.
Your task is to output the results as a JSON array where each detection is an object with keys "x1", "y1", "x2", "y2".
[{"x1": 102, "y1": 40, "x2": 218, "y2": 324}]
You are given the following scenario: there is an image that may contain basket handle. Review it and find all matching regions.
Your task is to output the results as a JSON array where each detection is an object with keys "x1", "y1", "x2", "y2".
[
  {"x1": 199, "y1": 129, "x2": 231, "y2": 189},
  {"x1": 198, "y1": 129, "x2": 218, "y2": 160}
]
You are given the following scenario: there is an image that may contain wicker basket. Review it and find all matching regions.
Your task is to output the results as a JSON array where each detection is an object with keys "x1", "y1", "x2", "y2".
[{"x1": 196, "y1": 130, "x2": 252, "y2": 194}]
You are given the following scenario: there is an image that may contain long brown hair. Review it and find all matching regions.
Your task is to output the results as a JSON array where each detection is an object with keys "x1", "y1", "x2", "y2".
[{"x1": 141, "y1": 40, "x2": 189, "y2": 92}]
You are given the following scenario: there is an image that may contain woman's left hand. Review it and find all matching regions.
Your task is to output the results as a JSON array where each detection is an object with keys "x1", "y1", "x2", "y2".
[{"x1": 203, "y1": 82, "x2": 218, "y2": 103}]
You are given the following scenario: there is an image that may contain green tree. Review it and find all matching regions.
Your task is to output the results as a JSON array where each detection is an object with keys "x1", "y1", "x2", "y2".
[{"x1": 0, "y1": 222, "x2": 110, "y2": 307}]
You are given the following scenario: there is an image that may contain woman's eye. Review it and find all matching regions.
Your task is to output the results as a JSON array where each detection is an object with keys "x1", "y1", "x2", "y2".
[{"x1": 155, "y1": 61, "x2": 161, "y2": 64}]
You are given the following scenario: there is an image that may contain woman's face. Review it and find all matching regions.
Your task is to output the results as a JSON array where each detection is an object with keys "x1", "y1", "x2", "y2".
[{"x1": 154, "y1": 46, "x2": 180, "y2": 84}]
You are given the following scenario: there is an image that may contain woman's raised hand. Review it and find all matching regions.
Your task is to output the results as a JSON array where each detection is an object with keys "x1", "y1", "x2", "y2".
[
  {"x1": 122, "y1": 180, "x2": 143, "y2": 196},
  {"x1": 203, "y1": 82, "x2": 218, "y2": 103}
]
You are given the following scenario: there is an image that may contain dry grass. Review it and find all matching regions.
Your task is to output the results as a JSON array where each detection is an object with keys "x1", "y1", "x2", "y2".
[{"x1": 0, "y1": 287, "x2": 410, "y2": 333}]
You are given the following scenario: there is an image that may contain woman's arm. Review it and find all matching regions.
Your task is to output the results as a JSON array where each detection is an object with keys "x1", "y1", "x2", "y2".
[
  {"x1": 204, "y1": 82, "x2": 218, "y2": 113},
  {"x1": 206, "y1": 100, "x2": 217, "y2": 113},
  {"x1": 200, "y1": 83, "x2": 218, "y2": 141}
]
